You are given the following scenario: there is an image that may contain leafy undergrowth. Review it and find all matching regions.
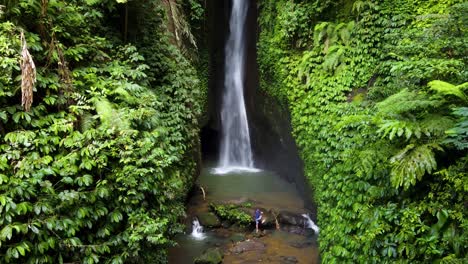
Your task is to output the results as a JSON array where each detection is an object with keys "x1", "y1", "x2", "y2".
[
  {"x1": 0, "y1": 0, "x2": 206, "y2": 263},
  {"x1": 210, "y1": 203, "x2": 253, "y2": 227},
  {"x1": 258, "y1": 0, "x2": 467, "y2": 262}
]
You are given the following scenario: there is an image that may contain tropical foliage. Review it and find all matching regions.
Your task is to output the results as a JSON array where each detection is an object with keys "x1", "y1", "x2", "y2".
[
  {"x1": 258, "y1": 0, "x2": 467, "y2": 262},
  {"x1": 0, "y1": 0, "x2": 206, "y2": 263}
]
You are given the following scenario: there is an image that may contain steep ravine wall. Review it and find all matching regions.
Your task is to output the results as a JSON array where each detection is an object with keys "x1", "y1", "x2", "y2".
[{"x1": 200, "y1": 0, "x2": 314, "y2": 210}]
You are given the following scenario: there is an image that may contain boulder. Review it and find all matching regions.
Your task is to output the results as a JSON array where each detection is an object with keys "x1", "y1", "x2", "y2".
[
  {"x1": 282, "y1": 226, "x2": 306, "y2": 235},
  {"x1": 278, "y1": 211, "x2": 305, "y2": 226},
  {"x1": 229, "y1": 233, "x2": 246, "y2": 243},
  {"x1": 197, "y1": 212, "x2": 221, "y2": 228},
  {"x1": 230, "y1": 239, "x2": 266, "y2": 254},
  {"x1": 194, "y1": 248, "x2": 223, "y2": 264},
  {"x1": 279, "y1": 256, "x2": 298, "y2": 264},
  {"x1": 241, "y1": 207, "x2": 276, "y2": 227},
  {"x1": 260, "y1": 210, "x2": 277, "y2": 227}
]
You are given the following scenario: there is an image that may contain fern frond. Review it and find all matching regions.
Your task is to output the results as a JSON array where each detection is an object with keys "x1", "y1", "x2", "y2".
[
  {"x1": 323, "y1": 45, "x2": 345, "y2": 72},
  {"x1": 444, "y1": 107, "x2": 468, "y2": 150},
  {"x1": 377, "y1": 120, "x2": 421, "y2": 140},
  {"x1": 390, "y1": 143, "x2": 442, "y2": 190},
  {"x1": 419, "y1": 114, "x2": 454, "y2": 137},
  {"x1": 376, "y1": 89, "x2": 440, "y2": 116},
  {"x1": 352, "y1": 1, "x2": 376, "y2": 15},
  {"x1": 428, "y1": 80, "x2": 468, "y2": 102},
  {"x1": 93, "y1": 98, "x2": 130, "y2": 131},
  {"x1": 377, "y1": 114, "x2": 453, "y2": 141}
]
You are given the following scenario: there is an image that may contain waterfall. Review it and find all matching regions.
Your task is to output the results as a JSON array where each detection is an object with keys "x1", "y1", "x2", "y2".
[
  {"x1": 215, "y1": 0, "x2": 257, "y2": 174},
  {"x1": 190, "y1": 218, "x2": 206, "y2": 240},
  {"x1": 302, "y1": 214, "x2": 320, "y2": 234}
]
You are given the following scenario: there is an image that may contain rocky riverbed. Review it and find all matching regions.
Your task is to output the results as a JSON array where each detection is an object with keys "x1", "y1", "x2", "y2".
[{"x1": 168, "y1": 169, "x2": 319, "y2": 264}]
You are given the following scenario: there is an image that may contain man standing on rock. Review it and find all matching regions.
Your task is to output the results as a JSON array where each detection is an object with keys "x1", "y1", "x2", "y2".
[{"x1": 254, "y1": 209, "x2": 263, "y2": 233}]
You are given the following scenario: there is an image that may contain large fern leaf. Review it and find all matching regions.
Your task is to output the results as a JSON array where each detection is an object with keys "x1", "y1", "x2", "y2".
[
  {"x1": 376, "y1": 89, "x2": 440, "y2": 116},
  {"x1": 428, "y1": 80, "x2": 468, "y2": 102},
  {"x1": 444, "y1": 107, "x2": 468, "y2": 150},
  {"x1": 93, "y1": 98, "x2": 130, "y2": 131},
  {"x1": 390, "y1": 143, "x2": 443, "y2": 190}
]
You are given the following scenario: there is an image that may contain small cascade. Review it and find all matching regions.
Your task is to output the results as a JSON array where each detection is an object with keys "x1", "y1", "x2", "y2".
[
  {"x1": 302, "y1": 214, "x2": 320, "y2": 234},
  {"x1": 190, "y1": 218, "x2": 206, "y2": 240},
  {"x1": 214, "y1": 0, "x2": 258, "y2": 174}
]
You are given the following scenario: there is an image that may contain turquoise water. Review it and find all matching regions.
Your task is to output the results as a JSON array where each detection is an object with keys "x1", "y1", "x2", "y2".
[{"x1": 198, "y1": 166, "x2": 306, "y2": 212}]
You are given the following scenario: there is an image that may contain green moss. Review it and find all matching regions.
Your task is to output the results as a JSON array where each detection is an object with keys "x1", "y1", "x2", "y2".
[{"x1": 210, "y1": 204, "x2": 252, "y2": 227}]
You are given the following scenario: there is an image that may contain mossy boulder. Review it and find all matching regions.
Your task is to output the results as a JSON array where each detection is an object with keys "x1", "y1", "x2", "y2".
[
  {"x1": 210, "y1": 203, "x2": 252, "y2": 226},
  {"x1": 229, "y1": 233, "x2": 246, "y2": 243},
  {"x1": 197, "y1": 212, "x2": 221, "y2": 228},
  {"x1": 194, "y1": 248, "x2": 223, "y2": 264}
]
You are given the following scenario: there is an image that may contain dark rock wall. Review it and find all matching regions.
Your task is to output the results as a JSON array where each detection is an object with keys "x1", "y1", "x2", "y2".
[{"x1": 202, "y1": 0, "x2": 313, "y2": 209}]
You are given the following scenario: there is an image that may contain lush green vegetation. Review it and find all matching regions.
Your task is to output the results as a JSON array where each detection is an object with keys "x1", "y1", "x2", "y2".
[
  {"x1": 2, "y1": 0, "x2": 466, "y2": 262},
  {"x1": 210, "y1": 203, "x2": 253, "y2": 227},
  {"x1": 0, "y1": 0, "x2": 206, "y2": 263},
  {"x1": 258, "y1": 0, "x2": 467, "y2": 262}
]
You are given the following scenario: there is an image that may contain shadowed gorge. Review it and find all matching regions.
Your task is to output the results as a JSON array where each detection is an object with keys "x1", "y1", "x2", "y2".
[{"x1": 0, "y1": 0, "x2": 466, "y2": 263}]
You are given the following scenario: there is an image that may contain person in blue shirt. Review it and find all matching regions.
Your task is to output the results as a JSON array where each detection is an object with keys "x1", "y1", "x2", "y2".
[{"x1": 254, "y1": 209, "x2": 263, "y2": 233}]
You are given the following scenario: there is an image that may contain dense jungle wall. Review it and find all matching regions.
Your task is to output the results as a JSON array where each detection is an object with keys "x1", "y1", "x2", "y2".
[
  {"x1": 257, "y1": 0, "x2": 467, "y2": 262},
  {"x1": 0, "y1": 1, "x2": 207, "y2": 262}
]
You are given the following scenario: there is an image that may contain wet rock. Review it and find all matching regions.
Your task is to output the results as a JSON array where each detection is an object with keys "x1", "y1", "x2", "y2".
[
  {"x1": 229, "y1": 233, "x2": 246, "y2": 243},
  {"x1": 197, "y1": 212, "x2": 221, "y2": 228},
  {"x1": 230, "y1": 239, "x2": 266, "y2": 254},
  {"x1": 221, "y1": 221, "x2": 231, "y2": 228},
  {"x1": 289, "y1": 240, "x2": 314, "y2": 248},
  {"x1": 229, "y1": 223, "x2": 251, "y2": 233},
  {"x1": 278, "y1": 211, "x2": 305, "y2": 226},
  {"x1": 283, "y1": 225, "x2": 306, "y2": 235},
  {"x1": 251, "y1": 230, "x2": 267, "y2": 238},
  {"x1": 194, "y1": 248, "x2": 223, "y2": 264},
  {"x1": 261, "y1": 210, "x2": 277, "y2": 227},
  {"x1": 279, "y1": 256, "x2": 298, "y2": 264}
]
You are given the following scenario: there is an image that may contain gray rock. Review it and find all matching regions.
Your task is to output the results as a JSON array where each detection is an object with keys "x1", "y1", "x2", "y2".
[
  {"x1": 194, "y1": 248, "x2": 223, "y2": 264},
  {"x1": 221, "y1": 221, "x2": 231, "y2": 228},
  {"x1": 278, "y1": 211, "x2": 305, "y2": 226},
  {"x1": 197, "y1": 212, "x2": 221, "y2": 228},
  {"x1": 230, "y1": 239, "x2": 266, "y2": 254},
  {"x1": 283, "y1": 225, "x2": 306, "y2": 235},
  {"x1": 261, "y1": 210, "x2": 277, "y2": 227},
  {"x1": 279, "y1": 256, "x2": 298, "y2": 264},
  {"x1": 229, "y1": 233, "x2": 246, "y2": 243}
]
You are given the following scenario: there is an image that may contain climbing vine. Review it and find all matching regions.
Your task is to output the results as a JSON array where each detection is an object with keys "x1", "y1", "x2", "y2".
[
  {"x1": 0, "y1": 0, "x2": 206, "y2": 263},
  {"x1": 258, "y1": 0, "x2": 467, "y2": 262}
]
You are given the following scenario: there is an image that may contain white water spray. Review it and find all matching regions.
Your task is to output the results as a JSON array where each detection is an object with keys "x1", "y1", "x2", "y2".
[
  {"x1": 190, "y1": 218, "x2": 206, "y2": 240},
  {"x1": 302, "y1": 214, "x2": 320, "y2": 234},
  {"x1": 215, "y1": 0, "x2": 258, "y2": 174}
]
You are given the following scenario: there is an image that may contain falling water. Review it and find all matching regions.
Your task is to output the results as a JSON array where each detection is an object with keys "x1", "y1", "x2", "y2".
[
  {"x1": 215, "y1": 0, "x2": 257, "y2": 174},
  {"x1": 302, "y1": 214, "x2": 320, "y2": 234},
  {"x1": 190, "y1": 218, "x2": 206, "y2": 240}
]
